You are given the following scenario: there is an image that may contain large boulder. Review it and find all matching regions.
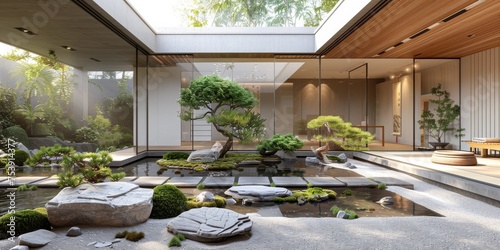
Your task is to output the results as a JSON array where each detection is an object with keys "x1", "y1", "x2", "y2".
[
  {"x1": 46, "y1": 182, "x2": 153, "y2": 227},
  {"x1": 187, "y1": 149, "x2": 219, "y2": 162},
  {"x1": 167, "y1": 207, "x2": 252, "y2": 242},
  {"x1": 224, "y1": 185, "x2": 292, "y2": 202}
]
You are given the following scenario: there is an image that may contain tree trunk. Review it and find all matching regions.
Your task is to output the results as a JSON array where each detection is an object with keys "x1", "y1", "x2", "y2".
[{"x1": 219, "y1": 138, "x2": 233, "y2": 158}]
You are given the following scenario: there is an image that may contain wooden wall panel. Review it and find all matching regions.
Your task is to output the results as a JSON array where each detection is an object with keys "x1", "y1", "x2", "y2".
[{"x1": 461, "y1": 47, "x2": 500, "y2": 147}]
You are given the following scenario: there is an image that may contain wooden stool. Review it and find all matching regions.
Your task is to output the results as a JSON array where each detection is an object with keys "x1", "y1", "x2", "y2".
[{"x1": 431, "y1": 150, "x2": 477, "y2": 166}]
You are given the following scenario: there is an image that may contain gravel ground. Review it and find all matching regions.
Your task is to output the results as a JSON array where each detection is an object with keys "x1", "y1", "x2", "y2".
[{"x1": 1, "y1": 158, "x2": 499, "y2": 250}]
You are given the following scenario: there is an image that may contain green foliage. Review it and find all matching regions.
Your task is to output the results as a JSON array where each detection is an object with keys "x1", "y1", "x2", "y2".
[
  {"x1": 0, "y1": 209, "x2": 51, "y2": 239},
  {"x1": 163, "y1": 152, "x2": 190, "y2": 160},
  {"x1": 115, "y1": 230, "x2": 128, "y2": 238},
  {"x1": 101, "y1": 77, "x2": 134, "y2": 131},
  {"x1": 157, "y1": 153, "x2": 262, "y2": 171},
  {"x1": 326, "y1": 154, "x2": 346, "y2": 163},
  {"x1": 270, "y1": 182, "x2": 276, "y2": 187},
  {"x1": 182, "y1": 0, "x2": 339, "y2": 27},
  {"x1": 26, "y1": 144, "x2": 75, "y2": 166},
  {"x1": 55, "y1": 151, "x2": 113, "y2": 187},
  {"x1": 342, "y1": 189, "x2": 352, "y2": 196},
  {"x1": 0, "y1": 158, "x2": 7, "y2": 168},
  {"x1": 0, "y1": 86, "x2": 17, "y2": 130},
  {"x1": 17, "y1": 183, "x2": 38, "y2": 191},
  {"x1": 13, "y1": 149, "x2": 29, "y2": 166},
  {"x1": 330, "y1": 205, "x2": 358, "y2": 219},
  {"x1": 109, "y1": 172, "x2": 126, "y2": 181},
  {"x1": 272, "y1": 196, "x2": 298, "y2": 203},
  {"x1": 75, "y1": 113, "x2": 132, "y2": 148},
  {"x1": 257, "y1": 133, "x2": 304, "y2": 156},
  {"x1": 150, "y1": 185, "x2": 187, "y2": 219},
  {"x1": 56, "y1": 172, "x2": 83, "y2": 188},
  {"x1": 196, "y1": 182, "x2": 205, "y2": 190},
  {"x1": 33, "y1": 207, "x2": 48, "y2": 217},
  {"x1": 176, "y1": 233, "x2": 186, "y2": 241},
  {"x1": 179, "y1": 74, "x2": 265, "y2": 157},
  {"x1": 125, "y1": 231, "x2": 145, "y2": 242},
  {"x1": 157, "y1": 159, "x2": 204, "y2": 169},
  {"x1": 377, "y1": 183, "x2": 387, "y2": 190},
  {"x1": 3, "y1": 126, "x2": 29, "y2": 147},
  {"x1": 168, "y1": 235, "x2": 182, "y2": 247},
  {"x1": 292, "y1": 187, "x2": 337, "y2": 203},
  {"x1": 186, "y1": 195, "x2": 226, "y2": 209},
  {"x1": 307, "y1": 116, "x2": 374, "y2": 150},
  {"x1": 418, "y1": 84, "x2": 462, "y2": 143}
]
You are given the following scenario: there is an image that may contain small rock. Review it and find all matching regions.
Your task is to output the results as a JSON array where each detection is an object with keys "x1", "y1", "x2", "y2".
[
  {"x1": 95, "y1": 242, "x2": 112, "y2": 248},
  {"x1": 297, "y1": 197, "x2": 307, "y2": 205},
  {"x1": 18, "y1": 229, "x2": 57, "y2": 248},
  {"x1": 196, "y1": 191, "x2": 215, "y2": 202},
  {"x1": 10, "y1": 246, "x2": 29, "y2": 250},
  {"x1": 226, "y1": 198, "x2": 237, "y2": 205},
  {"x1": 348, "y1": 164, "x2": 357, "y2": 169},
  {"x1": 338, "y1": 153, "x2": 348, "y2": 162},
  {"x1": 344, "y1": 162, "x2": 352, "y2": 168},
  {"x1": 343, "y1": 212, "x2": 352, "y2": 219},
  {"x1": 336, "y1": 210, "x2": 346, "y2": 219},
  {"x1": 112, "y1": 239, "x2": 122, "y2": 243},
  {"x1": 87, "y1": 241, "x2": 97, "y2": 246},
  {"x1": 242, "y1": 199, "x2": 253, "y2": 206},
  {"x1": 376, "y1": 196, "x2": 394, "y2": 205},
  {"x1": 66, "y1": 226, "x2": 82, "y2": 237}
]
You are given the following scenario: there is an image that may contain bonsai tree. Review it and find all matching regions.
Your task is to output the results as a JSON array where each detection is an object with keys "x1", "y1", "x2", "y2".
[
  {"x1": 257, "y1": 134, "x2": 304, "y2": 156},
  {"x1": 418, "y1": 84, "x2": 461, "y2": 146},
  {"x1": 307, "y1": 116, "x2": 374, "y2": 150},
  {"x1": 179, "y1": 74, "x2": 266, "y2": 157}
]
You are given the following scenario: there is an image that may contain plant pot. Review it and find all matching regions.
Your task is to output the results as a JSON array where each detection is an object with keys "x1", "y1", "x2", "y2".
[{"x1": 429, "y1": 142, "x2": 449, "y2": 150}]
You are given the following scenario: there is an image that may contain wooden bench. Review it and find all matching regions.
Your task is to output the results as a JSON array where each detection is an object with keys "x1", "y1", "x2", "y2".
[
  {"x1": 462, "y1": 140, "x2": 500, "y2": 157},
  {"x1": 431, "y1": 150, "x2": 477, "y2": 166}
]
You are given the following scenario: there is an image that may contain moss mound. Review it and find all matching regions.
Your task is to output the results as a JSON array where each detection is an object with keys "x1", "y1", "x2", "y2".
[
  {"x1": 13, "y1": 149, "x2": 30, "y2": 166},
  {"x1": 186, "y1": 195, "x2": 226, "y2": 209},
  {"x1": 2, "y1": 126, "x2": 29, "y2": 147},
  {"x1": 150, "y1": 184, "x2": 187, "y2": 219},
  {"x1": 0, "y1": 209, "x2": 51, "y2": 239},
  {"x1": 162, "y1": 152, "x2": 189, "y2": 160}
]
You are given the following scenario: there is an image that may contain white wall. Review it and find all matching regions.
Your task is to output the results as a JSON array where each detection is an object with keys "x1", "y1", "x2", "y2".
[
  {"x1": 461, "y1": 47, "x2": 500, "y2": 149},
  {"x1": 147, "y1": 67, "x2": 181, "y2": 146}
]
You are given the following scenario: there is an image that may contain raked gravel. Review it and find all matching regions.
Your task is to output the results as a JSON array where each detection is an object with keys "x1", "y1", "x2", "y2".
[{"x1": 1, "y1": 158, "x2": 499, "y2": 250}]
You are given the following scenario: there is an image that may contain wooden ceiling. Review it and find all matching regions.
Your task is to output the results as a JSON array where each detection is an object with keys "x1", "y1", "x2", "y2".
[{"x1": 325, "y1": 0, "x2": 500, "y2": 59}]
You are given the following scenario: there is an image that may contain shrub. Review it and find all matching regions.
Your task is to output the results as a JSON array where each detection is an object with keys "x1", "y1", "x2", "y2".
[
  {"x1": 115, "y1": 230, "x2": 128, "y2": 238},
  {"x1": 13, "y1": 149, "x2": 29, "y2": 166},
  {"x1": 176, "y1": 233, "x2": 186, "y2": 241},
  {"x1": 307, "y1": 116, "x2": 374, "y2": 150},
  {"x1": 257, "y1": 133, "x2": 304, "y2": 156},
  {"x1": 17, "y1": 183, "x2": 38, "y2": 191},
  {"x1": 168, "y1": 235, "x2": 182, "y2": 247},
  {"x1": 3, "y1": 126, "x2": 29, "y2": 147},
  {"x1": 377, "y1": 182, "x2": 387, "y2": 190},
  {"x1": 196, "y1": 182, "x2": 205, "y2": 190},
  {"x1": 0, "y1": 87, "x2": 17, "y2": 130},
  {"x1": 125, "y1": 231, "x2": 145, "y2": 242},
  {"x1": 0, "y1": 209, "x2": 51, "y2": 239},
  {"x1": 163, "y1": 152, "x2": 190, "y2": 160},
  {"x1": 342, "y1": 189, "x2": 352, "y2": 196},
  {"x1": 330, "y1": 205, "x2": 358, "y2": 219},
  {"x1": 25, "y1": 144, "x2": 75, "y2": 166},
  {"x1": 293, "y1": 187, "x2": 337, "y2": 203},
  {"x1": 109, "y1": 172, "x2": 126, "y2": 181},
  {"x1": 150, "y1": 184, "x2": 187, "y2": 219}
]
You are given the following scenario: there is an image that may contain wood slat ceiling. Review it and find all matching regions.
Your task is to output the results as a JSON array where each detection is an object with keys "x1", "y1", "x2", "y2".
[{"x1": 325, "y1": 0, "x2": 500, "y2": 59}]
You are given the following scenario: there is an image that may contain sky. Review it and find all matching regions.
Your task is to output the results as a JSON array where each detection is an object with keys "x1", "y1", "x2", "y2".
[{"x1": 127, "y1": 0, "x2": 185, "y2": 29}]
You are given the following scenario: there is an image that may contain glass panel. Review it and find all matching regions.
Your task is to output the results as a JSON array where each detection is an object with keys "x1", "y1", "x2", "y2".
[
  {"x1": 147, "y1": 55, "x2": 193, "y2": 151},
  {"x1": 274, "y1": 56, "x2": 320, "y2": 150},
  {"x1": 135, "y1": 50, "x2": 148, "y2": 153},
  {"x1": 415, "y1": 59, "x2": 460, "y2": 150}
]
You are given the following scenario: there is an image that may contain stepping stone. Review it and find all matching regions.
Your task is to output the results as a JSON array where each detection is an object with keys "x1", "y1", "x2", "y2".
[
  {"x1": 335, "y1": 177, "x2": 378, "y2": 187},
  {"x1": 369, "y1": 177, "x2": 414, "y2": 189},
  {"x1": 31, "y1": 177, "x2": 59, "y2": 187},
  {"x1": 118, "y1": 176, "x2": 138, "y2": 182},
  {"x1": 132, "y1": 176, "x2": 169, "y2": 187},
  {"x1": 202, "y1": 177, "x2": 236, "y2": 188},
  {"x1": 237, "y1": 177, "x2": 270, "y2": 186},
  {"x1": 167, "y1": 177, "x2": 203, "y2": 187},
  {"x1": 0, "y1": 176, "x2": 49, "y2": 187},
  {"x1": 0, "y1": 177, "x2": 8, "y2": 183},
  {"x1": 224, "y1": 185, "x2": 292, "y2": 201},
  {"x1": 303, "y1": 177, "x2": 346, "y2": 187},
  {"x1": 18, "y1": 229, "x2": 56, "y2": 248},
  {"x1": 271, "y1": 177, "x2": 307, "y2": 187},
  {"x1": 167, "y1": 207, "x2": 252, "y2": 242}
]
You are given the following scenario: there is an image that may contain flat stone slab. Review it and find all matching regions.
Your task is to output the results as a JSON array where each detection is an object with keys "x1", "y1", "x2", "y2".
[
  {"x1": 369, "y1": 177, "x2": 414, "y2": 189},
  {"x1": 167, "y1": 177, "x2": 203, "y2": 187},
  {"x1": 202, "y1": 177, "x2": 236, "y2": 187},
  {"x1": 31, "y1": 177, "x2": 59, "y2": 187},
  {"x1": 18, "y1": 229, "x2": 56, "y2": 248},
  {"x1": 0, "y1": 177, "x2": 49, "y2": 187},
  {"x1": 0, "y1": 177, "x2": 8, "y2": 183},
  {"x1": 132, "y1": 176, "x2": 169, "y2": 187},
  {"x1": 335, "y1": 177, "x2": 378, "y2": 187},
  {"x1": 303, "y1": 177, "x2": 346, "y2": 187},
  {"x1": 117, "y1": 176, "x2": 138, "y2": 182},
  {"x1": 46, "y1": 182, "x2": 153, "y2": 227},
  {"x1": 271, "y1": 177, "x2": 307, "y2": 187},
  {"x1": 237, "y1": 177, "x2": 270, "y2": 186},
  {"x1": 167, "y1": 207, "x2": 252, "y2": 242},
  {"x1": 224, "y1": 185, "x2": 292, "y2": 201}
]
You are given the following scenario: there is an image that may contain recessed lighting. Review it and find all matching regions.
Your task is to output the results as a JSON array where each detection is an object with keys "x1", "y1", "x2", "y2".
[
  {"x1": 61, "y1": 46, "x2": 76, "y2": 51},
  {"x1": 14, "y1": 27, "x2": 37, "y2": 35},
  {"x1": 90, "y1": 58, "x2": 101, "y2": 62}
]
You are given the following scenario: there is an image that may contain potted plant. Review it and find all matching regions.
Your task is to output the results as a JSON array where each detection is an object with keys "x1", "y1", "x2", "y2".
[{"x1": 418, "y1": 84, "x2": 462, "y2": 149}]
